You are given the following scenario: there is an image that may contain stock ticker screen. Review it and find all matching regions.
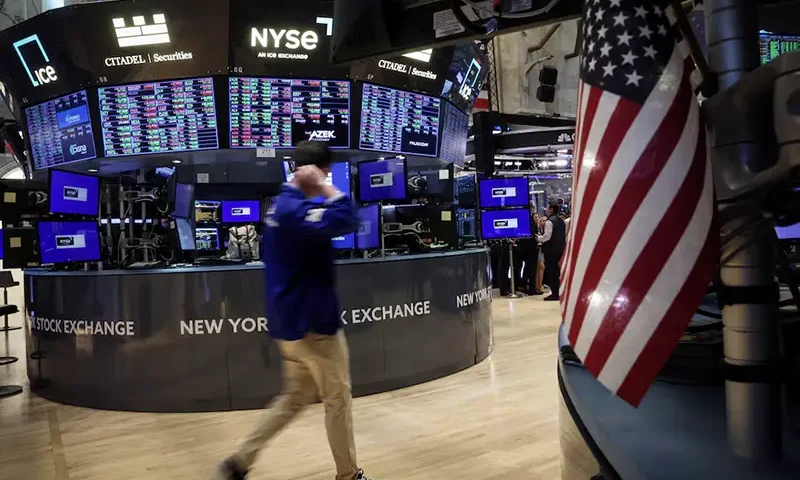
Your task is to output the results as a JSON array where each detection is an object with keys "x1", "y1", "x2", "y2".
[
  {"x1": 359, "y1": 83, "x2": 441, "y2": 157},
  {"x1": 98, "y1": 77, "x2": 219, "y2": 157},
  {"x1": 26, "y1": 90, "x2": 97, "y2": 170},
  {"x1": 439, "y1": 101, "x2": 469, "y2": 167},
  {"x1": 760, "y1": 32, "x2": 800, "y2": 64},
  {"x1": 229, "y1": 77, "x2": 350, "y2": 148}
]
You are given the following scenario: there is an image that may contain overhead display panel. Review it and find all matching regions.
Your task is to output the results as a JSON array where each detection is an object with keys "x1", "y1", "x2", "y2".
[
  {"x1": 229, "y1": 77, "x2": 350, "y2": 148},
  {"x1": 440, "y1": 43, "x2": 489, "y2": 113},
  {"x1": 98, "y1": 77, "x2": 218, "y2": 157},
  {"x1": 0, "y1": 8, "x2": 88, "y2": 107},
  {"x1": 228, "y1": 0, "x2": 347, "y2": 78},
  {"x1": 349, "y1": 47, "x2": 453, "y2": 96},
  {"x1": 72, "y1": 0, "x2": 229, "y2": 85},
  {"x1": 359, "y1": 83, "x2": 440, "y2": 157},
  {"x1": 439, "y1": 100, "x2": 469, "y2": 167},
  {"x1": 26, "y1": 90, "x2": 97, "y2": 171}
]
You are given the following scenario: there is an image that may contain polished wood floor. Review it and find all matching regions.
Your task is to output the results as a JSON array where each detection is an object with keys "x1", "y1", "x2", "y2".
[{"x1": 0, "y1": 292, "x2": 564, "y2": 480}]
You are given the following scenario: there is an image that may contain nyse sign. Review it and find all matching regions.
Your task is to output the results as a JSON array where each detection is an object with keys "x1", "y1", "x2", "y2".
[{"x1": 249, "y1": 17, "x2": 333, "y2": 61}]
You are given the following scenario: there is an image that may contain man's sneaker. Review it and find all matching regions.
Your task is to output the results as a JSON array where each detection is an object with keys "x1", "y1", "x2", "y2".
[
  {"x1": 354, "y1": 469, "x2": 372, "y2": 480},
  {"x1": 217, "y1": 458, "x2": 247, "y2": 480}
]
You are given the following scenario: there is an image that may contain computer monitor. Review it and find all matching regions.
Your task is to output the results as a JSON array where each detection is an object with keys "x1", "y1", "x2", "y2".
[
  {"x1": 174, "y1": 217, "x2": 196, "y2": 251},
  {"x1": 222, "y1": 200, "x2": 261, "y2": 223},
  {"x1": 356, "y1": 204, "x2": 381, "y2": 249},
  {"x1": 196, "y1": 227, "x2": 221, "y2": 253},
  {"x1": 776, "y1": 224, "x2": 800, "y2": 240},
  {"x1": 407, "y1": 164, "x2": 454, "y2": 203},
  {"x1": 171, "y1": 182, "x2": 195, "y2": 219},
  {"x1": 38, "y1": 221, "x2": 102, "y2": 264},
  {"x1": 0, "y1": 179, "x2": 48, "y2": 220},
  {"x1": 332, "y1": 232, "x2": 355, "y2": 250},
  {"x1": 358, "y1": 158, "x2": 407, "y2": 202},
  {"x1": 48, "y1": 169, "x2": 100, "y2": 217},
  {"x1": 283, "y1": 161, "x2": 296, "y2": 182},
  {"x1": 479, "y1": 177, "x2": 530, "y2": 208},
  {"x1": 480, "y1": 209, "x2": 533, "y2": 240},
  {"x1": 195, "y1": 200, "x2": 222, "y2": 224}
]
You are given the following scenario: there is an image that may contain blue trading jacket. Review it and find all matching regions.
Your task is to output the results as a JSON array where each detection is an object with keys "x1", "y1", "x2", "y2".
[{"x1": 263, "y1": 184, "x2": 359, "y2": 340}]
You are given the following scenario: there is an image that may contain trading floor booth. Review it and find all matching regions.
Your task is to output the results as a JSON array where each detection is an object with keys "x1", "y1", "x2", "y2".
[{"x1": 0, "y1": 0, "x2": 494, "y2": 412}]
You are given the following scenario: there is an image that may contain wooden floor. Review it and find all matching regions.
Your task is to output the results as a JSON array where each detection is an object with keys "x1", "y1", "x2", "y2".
[{"x1": 0, "y1": 295, "x2": 564, "y2": 480}]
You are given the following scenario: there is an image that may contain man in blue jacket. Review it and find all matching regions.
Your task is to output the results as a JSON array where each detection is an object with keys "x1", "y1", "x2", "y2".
[{"x1": 218, "y1": 142, "x2": 370, "y2": 480}]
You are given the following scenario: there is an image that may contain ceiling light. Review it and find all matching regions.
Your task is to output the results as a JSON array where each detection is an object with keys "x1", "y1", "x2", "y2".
[
  {"x1": 171, "y1": 159, "x2": 182, "y2": 164},
  {"x1": 88, "y1": 168, "x2": 98, "y2": 173}
]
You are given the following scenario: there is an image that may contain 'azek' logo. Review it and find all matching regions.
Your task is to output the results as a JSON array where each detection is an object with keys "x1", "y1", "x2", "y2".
[
  {"x1": 13, "y1": 34, "x2": 58, "y2": 87},
  {"x1": 307, "y1": 130, "x2": 336, "y2": 141},
  {"x1": 113, "y1": 14, "x2": 170, "y2": 48}
]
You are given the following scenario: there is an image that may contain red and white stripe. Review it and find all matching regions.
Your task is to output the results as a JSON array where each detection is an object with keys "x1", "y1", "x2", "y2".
[{"x1": 560, "y1": 43, "x2": 717, "y2": 406}]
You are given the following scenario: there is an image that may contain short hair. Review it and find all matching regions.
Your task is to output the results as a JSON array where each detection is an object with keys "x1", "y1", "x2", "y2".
[
  {"x1": 293, "y1": 141, "x2": 332, "y2": 169},
  {"x1": 548, "y1": 200, "x2": 561, "y2": 215}
]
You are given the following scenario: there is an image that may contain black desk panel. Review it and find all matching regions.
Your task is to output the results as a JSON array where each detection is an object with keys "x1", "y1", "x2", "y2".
[{"x1": 24, "y1": 249, "x2": 492, "y2": 412}]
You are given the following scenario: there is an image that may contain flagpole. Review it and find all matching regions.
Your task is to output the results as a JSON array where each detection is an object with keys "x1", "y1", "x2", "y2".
[{"x1": 705, "y1": 0, "x2": 782, "y2": 461}]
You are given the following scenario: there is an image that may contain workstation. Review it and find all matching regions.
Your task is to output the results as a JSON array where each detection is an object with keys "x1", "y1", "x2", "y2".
[{"x1": 0, "y1": 0, "x2": 495, "y2": 412}]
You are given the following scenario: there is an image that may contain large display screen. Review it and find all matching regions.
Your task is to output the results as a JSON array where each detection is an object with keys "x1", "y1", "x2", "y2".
[
  {"x1": 230, "y1": 77, "x2": 350, "y2": 148},
  {"x1": 439, "y1": 101, "x2": 469, "y2": 167},
  {"x1": 479, "y1": 178, "x2": 530, "y2": 208},
  {"x1": 49, "y1": 170, "x2": 100, "y2": 217},
  {"x1": 222, "y1": 200, "x2": 261, "y2": 223},
  {"x1": 98, "y1": 77, "x2": 218, "y2": 157},
  {"x1": 480, "y1": 209, "x2": 532, "y2": 240},
  {"x1": 26, "y1": 90, "x2": 97, "y2": 170},
  {"x1": 38, "y1": 221, "x2": 102, "y2": 263},
  {"x1": 359, "y1": 83, "x2": 441, "y2": 157},
  {"x1": 441, "y1": 43, "x2": 489, "y2": 112},
  {"x1": 358, "y1": 158, "x2": 407, "y2": 202},
  {"x1": 776, "y1": 224, "x2": 800, "y2": 240},
  {"x1": 195, "y1": 200, "x2": 222, "y2": 224},
  {"x1": 356, "y1": 204, "x2": 380, "y2": 249},
  {"x1": 760, "y1": 32, "x2": 800, "y2": 64}
]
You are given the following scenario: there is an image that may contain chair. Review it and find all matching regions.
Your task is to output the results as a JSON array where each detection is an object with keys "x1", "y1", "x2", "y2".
[{"x1": 0, "y1": 271, "x2": 20, "y2": 333}]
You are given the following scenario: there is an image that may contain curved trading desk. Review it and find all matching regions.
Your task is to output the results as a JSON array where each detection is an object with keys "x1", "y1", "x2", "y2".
[{"x1": 23, "y1": 249, "x2": 492, "y2": 412}]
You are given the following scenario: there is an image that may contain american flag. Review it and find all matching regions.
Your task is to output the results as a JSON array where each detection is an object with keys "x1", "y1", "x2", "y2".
[{"x1": 560, "y1": 0, "x2": 718, "y2": 406}]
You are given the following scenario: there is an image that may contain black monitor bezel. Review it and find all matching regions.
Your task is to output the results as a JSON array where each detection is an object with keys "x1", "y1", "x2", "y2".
[{"x1": 37, "y1": 219, "x2": 102, "y2": 264}]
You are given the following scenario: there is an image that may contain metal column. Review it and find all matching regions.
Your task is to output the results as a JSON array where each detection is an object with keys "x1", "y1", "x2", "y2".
[{"x1": 706, "y1": 0, "x2": 782, "y2": 460}]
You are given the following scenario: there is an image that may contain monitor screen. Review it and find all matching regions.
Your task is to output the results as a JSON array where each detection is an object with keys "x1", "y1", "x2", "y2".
[
  {"x1": 283, "y1": 160, "x2": 296, "y2": 182},
  {"x1": 26, "y1": 90, "x2": 97, "y2": 170},
  {"x1": 441, "y1": 43, "x2": 489, "y2": 112},
  {"x1": 49, "y1": 170, "x2": 100, "y2": 217},
  {"x1": 330, "y1": 162, "x2": 351, "y2": 197},
  {"x1": 776, "y1": 224, "x2": 800, "y2": 240},
  {"x1": 332, "y1": 232, "x2": 355, "y2": 250},
  {"x1": 760, "y1": 32, "x2": 800, "y2": 64},
  {"x1": 222, "y1": 200, "x2": 261, "y2": 223},
  {"x1": 195, "y1": 200, "x2": 222, "y2": 224},
  {"x1": 359, "y1": 83, "x2": 441, "y2": 157},
  {"x1": 479, "y1": 178, "x2": 530, "y2": 208},
  {"x1": 175, "y1": 217, "x2": 196, "y2": 251},
  {"x1": 171, "y1": 182, "x2": 195, "y2": 219},
  {"x1": 196, "y1": 227, "x2": 220, "y2": 251},
  {"x1": 480, "y1": 209, "x2": 532, "y2": 240},
  {"x1": 439, "y1": 101, "x2": 469, "y2": 167},
  {"x1": 98, "y1": 77, "x2": 219, "y2": 157},
  {"x1": 229, "y1": 77, "x2": 350, "y2": 148},
  {"x1": 38, "y1": 221, "x2": 101, "y2": 263},
  {"x1": 358, "y1": 158, "x2": 407, "y2": 202},
  {"x1": 356, "y1": 204, "x2": 381, "y2": 249}
]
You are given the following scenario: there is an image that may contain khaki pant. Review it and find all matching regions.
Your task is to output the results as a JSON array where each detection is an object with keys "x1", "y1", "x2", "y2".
[{"x1": 234, "y1": 330, "x2": 358, "y2": 480}]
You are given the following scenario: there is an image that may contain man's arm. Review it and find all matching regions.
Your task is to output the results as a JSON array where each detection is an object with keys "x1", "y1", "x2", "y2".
[
  {"x1": 283, "y1": 188, "x2": 359, "y2": 239},
  {"x1": 537, "y1": 219, "x2": 553, "y2": 244}
]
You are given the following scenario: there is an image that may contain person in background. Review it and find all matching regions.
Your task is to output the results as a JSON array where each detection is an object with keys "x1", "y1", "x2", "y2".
[
  {"x1": 217, "y1": 141, "x2": 371, "y2": 480},
  {"x1": 537, "y1": 201, "x2": 567, "y2": 302},
  {"x1": 536, "y1": 216, "x2": 547, "y2": 295},
  {"x1": 521, "y1": 210, "x2": 542, "y2": 295}
]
